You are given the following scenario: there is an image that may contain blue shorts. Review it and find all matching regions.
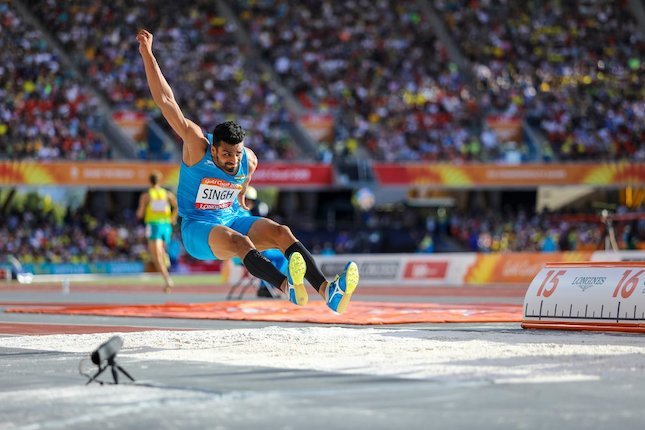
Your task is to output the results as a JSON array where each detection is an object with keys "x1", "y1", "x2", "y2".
[
  {"x1": 146, "y1": 222, "x2": 172, "y2": 243},
  {"x1": 181, "y1": 216, "x2": 262, "y2": 260}
]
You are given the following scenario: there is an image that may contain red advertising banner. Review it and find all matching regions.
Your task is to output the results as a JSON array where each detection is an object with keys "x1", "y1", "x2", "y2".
[
  {"x1": 403, "y1": 261, "x2": 449, "y2": 280},
  {"x1": 3, "y1": 161, "x2": 642, "y2": 188},
  {"x1": 252, "y1": 164, "x2": 334, "y2": 187},
  {"x1": 0, "y1": 161, "x2": 333, "y2": 188},
  {"x1": 374, "y1": 162, "x2": 645, "y2": 187}
]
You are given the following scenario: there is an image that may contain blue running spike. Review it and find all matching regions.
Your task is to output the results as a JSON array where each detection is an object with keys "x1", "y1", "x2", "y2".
[
  {"x1": 325, "y1": 262, "x2": 359, "y2": 313},
  {"x1": 287, "y1": 252, "x2": 308, "y2": 306}
]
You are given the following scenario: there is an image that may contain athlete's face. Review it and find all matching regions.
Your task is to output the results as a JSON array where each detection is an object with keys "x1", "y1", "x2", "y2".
[{"x1": 212, "y1": 142, "x2": 244, "y2": 174}]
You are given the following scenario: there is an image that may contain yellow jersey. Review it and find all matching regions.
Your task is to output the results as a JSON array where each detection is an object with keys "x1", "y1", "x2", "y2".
[{"x1": 144, "y1": 187, "x2": 172, "y2": 224}]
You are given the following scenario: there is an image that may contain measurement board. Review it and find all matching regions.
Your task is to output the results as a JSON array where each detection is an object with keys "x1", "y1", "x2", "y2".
[{"x1": 522, "y1": 262, "x2": 645, "y2": 333}]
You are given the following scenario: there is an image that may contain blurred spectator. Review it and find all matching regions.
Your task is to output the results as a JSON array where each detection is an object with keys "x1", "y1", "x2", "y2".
[
  {"x1": 0, "y1": 1, "x2": 110, "y2": 160},
  {"x1": 29, "y1": 0, "x2": 300, "y2": 161},
  {"x1": 234, "y1": 0, "x2": 512, "y2": 162},
  {"x1": 0, "y1": 204, "x2": 149, "y2": 265},
  {"x1": 436, "y1": 0, "x2": 644, "y2": 161},
  {"x1": 445, "y1": 207, "x2": 644, "y2": 253},
  {"x1": 20, "y1": 0, "x2": 642, "y2": 163},
  {"x1": 418, "y1": 233, "x2": 435, "y2": 253},
  {"x1": 2, "y1": 196, "x2": 642, "y2": 264}
]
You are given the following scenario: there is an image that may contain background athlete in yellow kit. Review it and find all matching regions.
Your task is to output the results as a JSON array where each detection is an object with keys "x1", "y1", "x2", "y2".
[{"x1": 136, "y1": 171, "x2": 178, "y2": 293}]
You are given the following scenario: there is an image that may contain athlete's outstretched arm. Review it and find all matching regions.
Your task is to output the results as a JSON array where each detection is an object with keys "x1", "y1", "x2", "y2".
[{"x1": 137, "y1": 29, "x2": 206, "y2": 164}]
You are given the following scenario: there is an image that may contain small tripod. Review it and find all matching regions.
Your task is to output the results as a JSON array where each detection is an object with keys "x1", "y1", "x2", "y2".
[{"x1": 86, "y1": 356, "x2": 136, "y2": 385}]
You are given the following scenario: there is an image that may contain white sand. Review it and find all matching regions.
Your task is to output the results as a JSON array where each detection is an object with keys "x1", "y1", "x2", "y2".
[{"x1": 2, "y1": 326, "x2": 644, "y2": 385}]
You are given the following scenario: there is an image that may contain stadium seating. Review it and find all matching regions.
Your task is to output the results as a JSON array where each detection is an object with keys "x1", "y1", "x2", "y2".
[
  {"x1": 0, "y1": 1, "x2": 110, "y2": 160},
  {"x1": 3, "y1": 199, "x2": 641, "y2": 266},
  {"x1": 233, "y1": 0, "x2": 505, "y2": 162},
  {"x1": 28, "y1": 0, "x2": 298, "y2": 161},
  {"x1": 15, "y1": 0, "x2": 642, "y2": 163},
  {"x1": 0, "y1": 207, "x2": 148, "y2": 264},
  {"x1": 2, "y1": 1, "x2": 642, "y2": 265},
  {"x1": 436, "y1": 0, "x2": 644, "y2": 161}
]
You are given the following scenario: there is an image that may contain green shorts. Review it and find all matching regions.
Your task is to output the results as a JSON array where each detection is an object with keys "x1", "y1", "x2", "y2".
[{"x1": 146, "y1": 222, "x2": 172, "y2": 243}]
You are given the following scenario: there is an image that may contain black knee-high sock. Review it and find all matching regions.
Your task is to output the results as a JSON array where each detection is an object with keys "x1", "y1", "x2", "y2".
[
  {"x1": 243, "y1": 250, "x2": 287, "y2": 291},
  {"x1": 285, "y1": 242, "x2": 326, "y2": 292}
]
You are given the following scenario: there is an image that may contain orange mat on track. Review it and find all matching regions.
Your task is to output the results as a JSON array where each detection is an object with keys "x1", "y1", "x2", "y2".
[{"x1": 5, "y1": 301, "x2": 523, "y2": 325}]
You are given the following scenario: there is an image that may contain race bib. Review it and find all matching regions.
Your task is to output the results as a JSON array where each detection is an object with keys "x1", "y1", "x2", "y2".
[
  {"x1": 195, "y1": 178, "x2": 242, "y2": 210},
  {"x1": 149, "y1": 199, "x2": 169, "y2": 213}
]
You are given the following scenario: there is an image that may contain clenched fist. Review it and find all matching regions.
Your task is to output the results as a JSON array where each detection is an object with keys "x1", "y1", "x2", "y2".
[{"x1": 136, "y1": 29, "x2": 153, "y2": 55}]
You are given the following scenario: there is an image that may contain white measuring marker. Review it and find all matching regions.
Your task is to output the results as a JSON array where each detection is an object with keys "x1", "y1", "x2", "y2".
[{"x1": 522, "y1": 262, "x2": 645, "y2": 333}]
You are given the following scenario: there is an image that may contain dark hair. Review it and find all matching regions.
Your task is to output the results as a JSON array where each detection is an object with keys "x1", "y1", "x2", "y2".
[
  {"x1": 212, "y1": 121, "x2": 245, "y2": 147},
  {"x1": 149, "y1": 171, "x2": 162, "y2": 185}
]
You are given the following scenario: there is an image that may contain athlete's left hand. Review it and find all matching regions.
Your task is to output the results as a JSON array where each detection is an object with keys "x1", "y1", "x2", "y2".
[
  {"x1": 136, "y1": 29, "x2": 154, "y2": 56},
  {"x1": 238, "y1": 188, "x2": 250, "y2": 211}
]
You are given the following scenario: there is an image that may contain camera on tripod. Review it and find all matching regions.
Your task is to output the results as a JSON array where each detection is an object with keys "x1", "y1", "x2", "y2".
[{"x1": 84, "y1": 336, "x2": 135, "y2": 385}]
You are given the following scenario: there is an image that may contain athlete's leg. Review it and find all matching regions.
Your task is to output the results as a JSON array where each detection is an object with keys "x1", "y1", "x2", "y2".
[
  {"x1": 146, "y1": 223, "x2": 174, "y2": 292},
  {"x1": 246, "y1": 218, "x2": 328, "y2": 294},
  {"x1": 182, "y1": 218, "x2": 307, "y2": 305},
  {"x1": 247, "y1": 218, "x2": 360, "y2": 313},
  {"x1": 148, "y1": 239, "x2": 173, "y2": 292},
  {"x1": 207, "y1": 224, "x2": 290, "y2": 293},
  {"x1": 257, "y1": 249, "x2": 288, "y2": 297},
  {"x1": 161, "y1": 224, "x2": 174, "y2": 292},
  {"x1": 245, "y1": 217, "x2": 298, "y2": 251}
]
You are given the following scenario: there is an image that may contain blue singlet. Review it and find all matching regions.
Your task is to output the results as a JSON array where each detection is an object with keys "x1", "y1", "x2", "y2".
[{"x1": 178, "y1": 133, "x2": 260, "y2": 260}]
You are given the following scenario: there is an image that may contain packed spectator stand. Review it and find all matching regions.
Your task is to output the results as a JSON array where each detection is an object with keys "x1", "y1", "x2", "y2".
[
  {"x1": 0, "y1": 0, "x2": 110, "y2": 161},
  {"x1": 2, "y1": 0, "x2": 642, "y2": 163},
  {"x1": 1, "y1": 1, "x2": 643, "y2": 267},
  {"x1": 0, "y1": 205, "x2": 147, "y2": 265},
  {"x1": 234, "y1": 0, "x2": 494, "y2": 162},
  {"x1": 2, "y1": 197, "x2": 643, "y2": 267},
  {"x1": 436, "y1": 0, "x2": 644, "y2": 161},
  {"x1": 28, "y1": 0, "x2": 297, "y2": 161}
]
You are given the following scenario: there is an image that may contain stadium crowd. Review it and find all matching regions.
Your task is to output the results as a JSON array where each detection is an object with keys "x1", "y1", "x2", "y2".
[
  {"x1": 444, "y1": 208, "x2": 643, "y2": 253},
  {"x1": 0, "y1": 206, "x2": 148, "y2": 265},
  {"x1": 0, "y1": 0, "x2": 110, "y2": 160},
  {"x1": 2, "y1": 1, "x2": 643, "y2": 270},
  {"x1": 4, "y1": 0, "x2": 641, "y2": 163},
  {"x1": 29, "y1": 0, "x2": 298, "y2": 161},
  {"x1": 234, "y1": 0, "x2": 504, "y2": 162},
  {"x1": 294, "y1": 205, "x2": 644, "y2": 255},
  {"x1": 436, "y1": 0, "x2": 644, "y2": 161},
  {"x1": 3, "y1": 197, "x2": 641, "y2": 269}
]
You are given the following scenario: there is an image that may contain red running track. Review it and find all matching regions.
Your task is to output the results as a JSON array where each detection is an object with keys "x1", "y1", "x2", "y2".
[{"x1": 0, "y1": 322, "x2": 184, "y2": 335}]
